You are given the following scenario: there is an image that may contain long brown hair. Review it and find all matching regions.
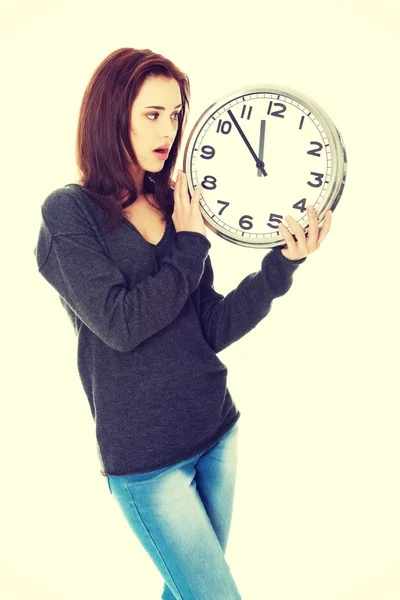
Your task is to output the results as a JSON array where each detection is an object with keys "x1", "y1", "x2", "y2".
[{"x1": 74, "y1": 48, "x2": 190, "y2": 234}]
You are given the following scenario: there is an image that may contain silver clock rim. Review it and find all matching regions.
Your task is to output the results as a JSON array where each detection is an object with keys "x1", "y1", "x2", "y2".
[{"x1": 183, "y1": 83, "x2": 347, "y2": 249}]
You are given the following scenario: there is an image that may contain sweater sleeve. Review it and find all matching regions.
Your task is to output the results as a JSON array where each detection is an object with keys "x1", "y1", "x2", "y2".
[
  {"x1": 197, "y1": 247, "x2": 307, "y2": 354},
  {"x1": 34, "y1": 205, "x2": 211, "y2": 353}
]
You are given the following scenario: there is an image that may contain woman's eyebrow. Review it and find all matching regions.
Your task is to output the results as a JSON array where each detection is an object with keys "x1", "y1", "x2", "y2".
[{"x1": 144, "y1": 103, "x2": 182, "y2": 109}]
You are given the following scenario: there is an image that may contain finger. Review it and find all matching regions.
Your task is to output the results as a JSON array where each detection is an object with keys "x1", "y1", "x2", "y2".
[
  {"x1": 182, "y1": 172, "x2": 201, "y2": 209},
  {"x1": 306, "y1": 206, "x2": 319, "y2": 249},
  {"x1": 316, "y1": 210, "x2": 332, "y2": 248},
  {"x1": 180, "y1": 171, "x2": 191, "y2": 207},
  {"x1": 174, "y1": 170, "x2": 183, "y2": 209},
  {"x1": 173, "y1": 170, "x2": 180, "y2": 194},
  {"x1": 279, "y1": 221, "x2": 300, "y2": 257},
  {"x1": 285, "y1": 215, "x2": 307, "y2": 255},
  {"x1": 191, "y1": 183, "x2": 202, "y2": 203}
]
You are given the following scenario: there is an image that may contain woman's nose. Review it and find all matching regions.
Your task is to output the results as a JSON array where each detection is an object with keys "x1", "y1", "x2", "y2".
[{"x1": 160, "y1": 119, "x2": 176, "y2": 139}]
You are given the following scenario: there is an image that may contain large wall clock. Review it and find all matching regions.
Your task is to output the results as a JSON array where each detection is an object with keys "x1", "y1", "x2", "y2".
[{"x1": 183, "y1": 84, "x2": 347, "y2": 249}]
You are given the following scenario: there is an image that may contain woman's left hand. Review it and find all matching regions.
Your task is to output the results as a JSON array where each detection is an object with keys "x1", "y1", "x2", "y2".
[{"x1": 278, "y1": 206, "x2": 333, "y2": 260}]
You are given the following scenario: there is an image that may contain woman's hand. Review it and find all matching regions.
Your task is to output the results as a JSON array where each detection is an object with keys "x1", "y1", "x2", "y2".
[
  {"x1": 278, "y1": 206, "x2": 333, "y2": 260},
  {"x1": 172, "y1": 170, "x2": 206, "y2": 237}
]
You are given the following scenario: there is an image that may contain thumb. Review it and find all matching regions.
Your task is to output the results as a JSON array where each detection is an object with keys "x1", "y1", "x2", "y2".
[{"x1": 192, "y1": 184, "x2": 202, "y2": 202}]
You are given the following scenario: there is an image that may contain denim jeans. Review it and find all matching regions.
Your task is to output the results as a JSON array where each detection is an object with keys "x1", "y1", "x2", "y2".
[{"x1": 106, "y1": 422, "x2": 241, "y2": 599}]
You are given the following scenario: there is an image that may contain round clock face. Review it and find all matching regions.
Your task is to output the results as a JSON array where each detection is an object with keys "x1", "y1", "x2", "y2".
[{"x1": 183, "y1": 84, "x2": 346, "y2": 248}]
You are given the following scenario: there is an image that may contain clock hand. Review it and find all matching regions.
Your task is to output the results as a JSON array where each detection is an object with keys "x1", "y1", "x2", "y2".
[
  {"x1": 258, "y1": 120, "x2": 266, "y2": 178},
  {"x1": 227, "y1": 109, "x2": 268, "y2": 176}
]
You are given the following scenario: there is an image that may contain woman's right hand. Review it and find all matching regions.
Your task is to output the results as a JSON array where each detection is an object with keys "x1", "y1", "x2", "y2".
[{"x1": 172, "y1": 170, "x2": 206, "y2": 237}]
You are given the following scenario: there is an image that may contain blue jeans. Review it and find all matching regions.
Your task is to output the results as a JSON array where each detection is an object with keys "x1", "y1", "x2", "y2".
[{"x1": 106, "y1": 422, "x2": 241, "y2": 599}]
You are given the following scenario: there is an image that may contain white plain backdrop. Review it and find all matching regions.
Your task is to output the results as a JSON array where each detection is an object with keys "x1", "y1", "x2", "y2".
[{"x1": 2, "y1": 1, "x2": 399, "y2": 598}]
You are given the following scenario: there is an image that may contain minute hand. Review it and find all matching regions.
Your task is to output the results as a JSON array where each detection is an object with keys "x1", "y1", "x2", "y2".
[{"x1": 227, "y1": 109, "x2": 268, "y2": 177}]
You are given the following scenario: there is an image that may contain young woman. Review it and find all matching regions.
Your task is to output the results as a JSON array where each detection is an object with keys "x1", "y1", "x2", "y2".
[{"x1": 34, "y1": 47, "x2": 332, "y2": 600}]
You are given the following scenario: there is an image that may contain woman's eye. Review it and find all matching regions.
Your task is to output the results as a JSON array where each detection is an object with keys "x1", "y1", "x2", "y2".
[{"x1": 147, "y1": 112, "x2": 180, "y2": 121}]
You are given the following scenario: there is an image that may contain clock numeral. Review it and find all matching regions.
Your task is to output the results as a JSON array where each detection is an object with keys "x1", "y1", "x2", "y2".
[
  {"x1": 216, "y1": 120, "x2": 232, "y2": 134},
  {"x1": 216, "y1": 200, "x2": 229, "y2": 215},
  {"x1": 209, "y1": 199, "x2": 311, "y2": 232},
  {"x1": 200, "y1": 145, "x2": 215, "y2": 159},
  {"x1": 239, "y1": 215, "x2": 254, "y2": 230},
  {"x1": 240, "y1": 105, "x2": 253, "y2": 120},
  {"x1": 267, "y1": 101, "x2": 286, "y2": 118},
  {"x1": 293, "y1": 198, "x2": 307, "y2": 213},
  {"x1": 307, "y1": 172, "x2": 324, "y2": 188},
  {"x1": 267, "y1": 201, "x2": 307, "y2": 228},
  {"x1": 299, "y1": 115, "x2": 305, "y2": 130},
  {"x1": 307, "y1": 141, "x2": 323, "y2": 157},
  {"x1": 201, "y1": 175, "x2": 217, "y2": 190},
  {"x1": 267, "y1": 213, "x2": 284, "y2": 229}
]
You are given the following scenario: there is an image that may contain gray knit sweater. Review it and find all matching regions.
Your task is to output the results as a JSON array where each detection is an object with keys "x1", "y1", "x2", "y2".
[{"x1": 33, "y1": 183, "x2": 306, "y2": 476}]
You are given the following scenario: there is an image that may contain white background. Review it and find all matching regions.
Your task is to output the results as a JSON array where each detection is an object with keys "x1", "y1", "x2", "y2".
[{"x1": 2, "y1": 0, "x2": 399, "y2": 598}]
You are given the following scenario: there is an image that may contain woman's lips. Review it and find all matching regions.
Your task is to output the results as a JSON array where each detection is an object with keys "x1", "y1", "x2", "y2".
[{"x1": 153, "y1": 149, "x2": 169, "y2": 160}]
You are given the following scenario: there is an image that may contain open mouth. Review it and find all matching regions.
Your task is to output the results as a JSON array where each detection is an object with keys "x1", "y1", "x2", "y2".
[{"x1": 154, "y1": 148, "x2": 168, "y2": 155}]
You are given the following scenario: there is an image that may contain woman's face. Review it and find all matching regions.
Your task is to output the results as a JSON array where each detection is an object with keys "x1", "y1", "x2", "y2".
[{"x1": 129, "y1": 76, "x2": 182, "y2": 180}]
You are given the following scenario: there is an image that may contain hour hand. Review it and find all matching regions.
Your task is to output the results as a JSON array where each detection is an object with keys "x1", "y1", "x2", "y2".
[{"x1": 227, "y1": 109, "x2": 268, "y2": 176}]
